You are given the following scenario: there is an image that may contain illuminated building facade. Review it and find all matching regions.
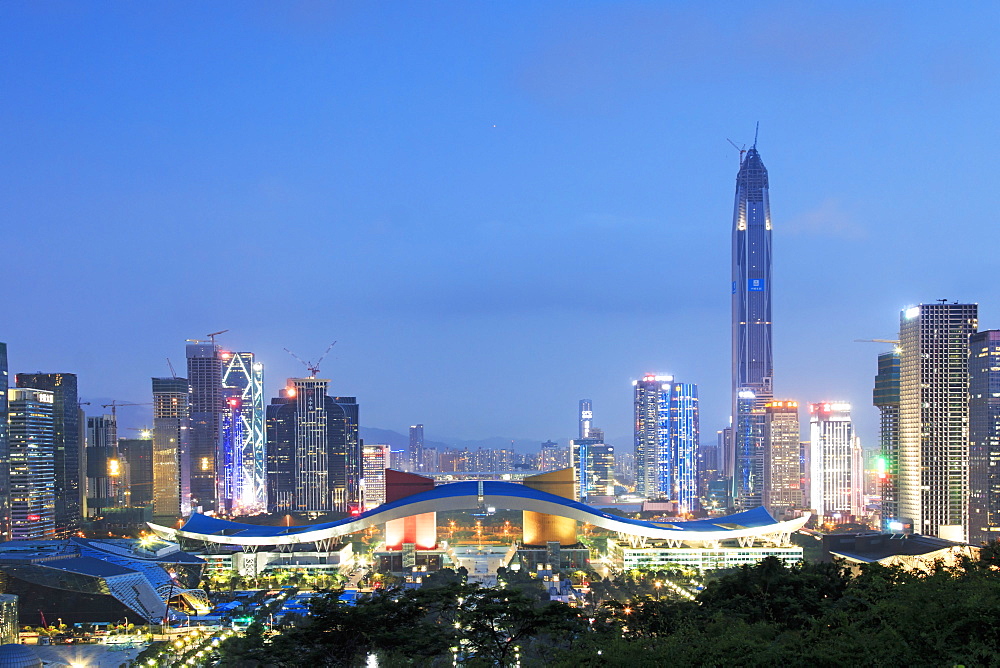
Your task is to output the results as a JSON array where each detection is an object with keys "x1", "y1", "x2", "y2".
[
  {"x1": 572, "y1": 429, "x2": 614, "y2": 501},
  {"x1": 409, "y1": 424, "x2": 424, "y2": 472},
  {"x1": 265, "y1": 379, "x2": 361, "y2": 513},
  {"x1": 898, "y1": 303, "x2": 977, "y2": 542},
  {"x1": 809, "y1": 402, "x2": 855, "y2": 522},
  {"x1": 9, "y1": 388, "x2": 55, "y2": 539},
  {"x1": 968, "y1": 330, "x2": 1000, "y2": 544},
  {"x1": 873, "y1": 350, "x2": 901, "y2": 531},
  {"x1": 0, "y1": 344, "x2": 8, "y2": 541},
  {"x1": 362, "y1": 443, "x2": 389, "y2": 509},
  {"x1": 86, "y1": 414, "x2": 121, "y2": 518},
  {"x1": 218, "y1": 352, "x2": 265, "y2": 516},
  {"x1": 539, "y1": 440, "x2": 569, "y2": 472},
  {"x1": 186, "y1": 342, "x2": 223, "y2": 512},
  {"x1": 762, "y1": 400, "x2": 802, "y2": 513},
  {"x1": 118, "y1": 437, "x2": 153, "y2": 507},
  {"x1": 731, "y1": 144, "x2": 773, "y2": 510},
  {"x1": 152, "y1": 377, "x2": 190, "y2": 518},
  {"x1": 579, "y1": 399, "x2": 592, "y2": 439},
  {"x1": 15, "y1": 373, "x2": 80, "y2": 535},
  {"x1": 633, "y1": 376, "x2": 699, "y2": 510}
]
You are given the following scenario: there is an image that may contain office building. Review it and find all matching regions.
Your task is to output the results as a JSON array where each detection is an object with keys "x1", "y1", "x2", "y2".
[
  {"x1": 539, "y1": 440, "x2": 569, "y2": 472},
  {"x1": 898, "y1": 302, "x2": 977, "y2": 542},
  {"x1": 762, "y1": 400, "x2": 803, "y2": 513},
  {"x1": 15, "y1": 373, "x2": 81, "y2": 535},
  {"x1": 8, "y1": 388, "x2": 55, "y2": 539},
  {"x1": 633, "y1": 375, "x2": 699, "y2": 511},
  {"x1": 86, "y1": 414, "x2": 121, "y2": 518},
  {"x1": 218, "y1": 352, "x2": 266, "y2": 516},
  {"x1": 731, "y1": 139, "x2": 774, "y2": 514},
  {"x1": 362, "y1": 443, "x2": 389, "y2": 509},
  {"x1": 873, "y1": 349, "x2": 901, "y2": 530},
  {"x1": 152, "y1": 377, "x2": 190, "y2": 518},
  {"x1": 0, "y1": 344, "x2": 8, "y2": 541},
  {"x1": 969, "y1": 330, "x2": 1000, "y2": 544},
  {"x1": 409, "y1": 424, "x2": 424, "y2": 472},
  {"x1": 809, "y1": 402, "x2": 856, "y2": 523},
  {"x1": 119, "y1": 436, "x2": 153, "y2": 507},
  {"x1": 266, "y1": 378, "x2": 361, "y2": 513},
  {"x1": 186, "y1": 342, "x2": 223, "y2": 512},
  {"x1": 572, "y1": 424, "x2": 614, "y2": 502}
]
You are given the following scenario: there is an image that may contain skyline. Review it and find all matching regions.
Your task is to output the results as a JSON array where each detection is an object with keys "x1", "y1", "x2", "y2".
[{"x1": 4, "y1": 3, "x2": 1000, "y2": 448}]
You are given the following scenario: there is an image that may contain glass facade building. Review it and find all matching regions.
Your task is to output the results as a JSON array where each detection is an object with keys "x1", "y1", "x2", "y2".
[
  {"x1": 731, "y1": 145, "x2": 773, "y2": 509},
  {"x1": 152, "y1": 376, "x2": 190, "y2": 518},
  {"x1": 186, "y1": 342, "x2": 223, "y2": 512},
  {"x1": 969, "y1": 330, "x2": 1000, "y2": 544},
  {"x1": 633, "y1": 375, "x2": 699, "y2": 511},
  {"x1": 898, "y1": 303, "x2": 977, "y2": 542},
  {"x1": 808, "y1": 402, "x2": 856, "y2": 522},
  {"x1": 873, "y1": 350, "x2": 901, "y2": 530},
  {"x1": 9, "y1": 388, "x2": 55, "y2": 539},
  {"x1": 762, "y1": 400, "x2": 803, "y2": 514},
  {"x1": 15, "y1": 373, "x2": 80, "y2": 535},
  {"x1": 218, "y1": 352, "x2": 266, "y2": 516}
]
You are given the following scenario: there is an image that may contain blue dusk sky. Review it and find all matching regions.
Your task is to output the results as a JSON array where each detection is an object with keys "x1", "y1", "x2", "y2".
[{"x1": 2, "y1": 2, "x2": 999, "y2": 448}]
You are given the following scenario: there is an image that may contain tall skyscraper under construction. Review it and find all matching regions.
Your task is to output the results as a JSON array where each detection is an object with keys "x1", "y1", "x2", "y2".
[
  {"x1": 187, "y1": 342, "x2": 223, "y2": 512},
  {"x1": 731, "y1": 140, "x2": 773, "y2": 509}
]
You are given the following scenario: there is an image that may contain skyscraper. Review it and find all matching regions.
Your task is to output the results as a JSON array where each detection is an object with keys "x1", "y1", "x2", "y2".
[
  {"x1": 633, "y1": 375, "x2": 699, "y2": 511},
  {"x1": 808, "y1": 402, "x2": 855, "y2": 523},
  {"x1": 152, "y1": 377, "x2": 190, "y2": 519},
  {"x1": 15, "y1": 373, "x2": 81, "y2": 535},
  {"x1": 733, "y1": 389, "x2": 765, "y2": 509},
  {"x1": 86, "y1": 415, "x2": 120, "y2": 518},
  {"x1": 0, "y1": 344, "x2": 10, "y2": 541},
  {"x1": 119, "y1": 436, "x2": 153, "y2": 507},
  {"x1": 731, "y1": 142, "x2": 773, "y2": 509},
  {"x1": 9, "y1": 388, "x2": 55, "y2": 540},
  {"x1": 873, "y1": 350, "x2": 901, "y2": 530},
  {"x1": 362, "y1": 443, "x2": 389, "y2": 509},
  {"x1": 762, "y1": 400, "x2": 803, "y2": 514},
  {"x1": 898, "y1": 302, "x2": 977, "y2": 542},
  {"x1": 968, "y1": 330, "x2": 1000, "y2": 544},
  {"x1": 266, "y1": 378, "x2": 361, "y2": 513},
  {"x1": 218, "y1": 352, "x2": 266, "y2": 516},
  {"x1": 409, "y1": 424, "x2": 424, "y2": 472},
  {"x1": 186, "y1": 342, "x2": 223, "y2": 512}
]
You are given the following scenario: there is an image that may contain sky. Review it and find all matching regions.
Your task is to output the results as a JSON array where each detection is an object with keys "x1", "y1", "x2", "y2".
[{"x1": 2, "y1": 2, "x2": 1000, "y2": 449}]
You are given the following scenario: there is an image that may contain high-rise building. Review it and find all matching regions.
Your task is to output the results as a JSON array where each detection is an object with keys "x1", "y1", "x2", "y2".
[
  {"x1": 572, "y1": 427, "x2": 611, "y2": 502},
  {"x1": 362, "y1": 443, "x2": 390, "y2": 509},
  {"x1": 86, "y1": 415, "x2": 121, "y2": 518},
  {"x1": 0, "y1": 344, "x2": 9, "y2": 541},
  {"x1": 152, "y1": 377, "x2": 190, "y2": 519},
  {"x1": 218, "y1": 352, "x2": 266, "y2": 516},
  {"x1": 118, "y1": 436, "x2": 153, "y2": 507},
  {"x1": 809, "y1": 402, "x2": 856, "y2": 523},
  {"x1": 873, "y1": 349, "x2": 901, "y2": 531},
  {"x1": 733, "y1": 390, "x2": 765, "y2": 509},
  {"x1": 15, "y1": 373, "x2": 81, "y2": 535},
  {"x1": 731, "y1": 142, "x2": 773, "y2": 509},
  {"x1": 266, "y1": 378, "x2": 361, "y2": 513},
  {"x1": 539, "y1": 440, "x2": 569, "y2": 472},
  {"x1": 409, "y1": 424, "x2": 424, "y2": 472},
  {"x1": 762, "y1": 400, "x2": 803, "y2": 514},
  {"x1": 898, "y1": 303, "x2": 977, "y2": 542},
  {"x1": 969, "y1": 330, "x2": 1000, "y2": 544},
  {"x1": 579, "y1": 400, "x2": 592, "y2": 439},
  {"x1": 633, "y1": 375, "x2": 699, "y2": 511},
  {"x1": 186, "y1": 342, "x2": 223, "y2": 512},
  {"x1": 9, "y1": 388, "x2": 55, "y2": 539}
]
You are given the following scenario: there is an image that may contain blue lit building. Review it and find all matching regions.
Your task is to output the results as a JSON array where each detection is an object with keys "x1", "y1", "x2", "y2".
[
  {"x1": 219, "y1": 352, "x2": 266, "y2": 516},
  {"x1": 873, "y1": 349, "x2": 901, "y2": 531},
  {"x1": 731, "y1": 141, "x2": 773, "y2": 509},
  {"x1": 8, "y1": 388, "x2": 55, "y2": 540},
  {"x1": 633, "y1": 376, "x2": 700, "y2": 511},
  {"x1": 969, "y1": 330, "x2": 1000, "y2": 544}
]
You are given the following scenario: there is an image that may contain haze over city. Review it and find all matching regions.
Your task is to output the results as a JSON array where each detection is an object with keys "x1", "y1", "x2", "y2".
[{"x1": 4, "y1": 2, "x2": 999, "y2": 447}]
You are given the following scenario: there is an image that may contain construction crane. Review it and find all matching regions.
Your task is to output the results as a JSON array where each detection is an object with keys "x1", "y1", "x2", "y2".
[
  {"x1": 726, "y1": 138, "x2": 746, "y2": 164},
  {"x1": 284, "y1": 342, "x2": 337, "y2": 378},
  {"x1": 101, "y1": 401, "x2": 152, "y2": 420},
  {"x1": 185, "y1": 329, "x2": 229, "y2": 345},
  {"x1": 166, "y1": 358, "x2": 178, "y2": 378},
  {"x1": 854, "y1": 339, "x2": 900, "y2": 344}
]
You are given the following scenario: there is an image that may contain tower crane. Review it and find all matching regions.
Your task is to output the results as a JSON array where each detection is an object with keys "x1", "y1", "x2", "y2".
[
  {"x1": 853, "y1": 339, "x2": 899, "y2": 344},
  {"x1": 100, "y1": 401, "x2": 152, "y2": 421},
  {"x1": 284, "y1": 342, "x2": 337, "y2": 378}
]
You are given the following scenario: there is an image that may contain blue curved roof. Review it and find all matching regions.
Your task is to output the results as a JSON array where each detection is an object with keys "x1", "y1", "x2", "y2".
[{"x1": 176, "y1": 480, "x2": 781, "y2": 540}]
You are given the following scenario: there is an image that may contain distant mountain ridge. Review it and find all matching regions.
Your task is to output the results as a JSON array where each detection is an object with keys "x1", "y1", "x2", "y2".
[{"x1": 359, "y1": 427, "x2": 565, "y2": 455}]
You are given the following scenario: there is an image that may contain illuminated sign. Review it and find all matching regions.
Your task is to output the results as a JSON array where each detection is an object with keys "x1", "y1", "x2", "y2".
[
  {"x1": 26, "y1": 514, "x2": 40, "y2": 522},
  {"x1": 748, "y1": 278, "x2": 765, "y2": 291}
]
